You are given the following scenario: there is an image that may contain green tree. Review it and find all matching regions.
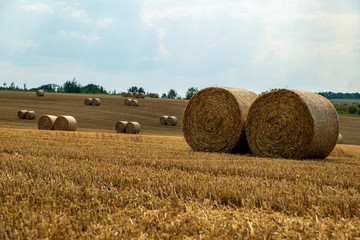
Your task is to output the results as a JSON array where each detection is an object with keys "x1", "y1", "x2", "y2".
[
  {"x1": 348, "y1": 105, "x2": 357, "y2": 114},
  {"x1": 161, "y1": 93, "x2": 167, "y2": 98},
  {"x1": 167, "y1": 89, "x2": 177, "y2": 99},
  {"x1": 185, "y1": 87, "x2": 199, "y2": 100},
  {"x1": 63, "y1": 78, "x2": 81, "y2": 93},
  {"x1": 39, "y1": 83, "x2": 61, "y2": 92}
]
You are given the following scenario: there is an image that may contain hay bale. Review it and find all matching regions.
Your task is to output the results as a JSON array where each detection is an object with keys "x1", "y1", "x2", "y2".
[
  {"x1": 36, "y1": 90, "x2": 44, "y2": 97},
  {"x1": 115, "y1": 121, "x2": 128, "y2": 133},
  {"x1": 121, "y1": 92, "x2": 127, "y2": 97},
  {"x1": 38, "y1": 115, "x2": 57, "y2": 130},
  {"x1": 159, "y1": 115, "x2": 169, "y2": 125},
  {"x1": 84, "y1": 98, "x2": 92, "y2": 105},
  {"x1": 125, "y1": 122, "x2": 141, "y2": 134},
  {"x1": 24, "y1": 111, "x2": 36, "y2": 120},
  {"x1": 152, "y1": 93, "x2": 159, "y2": 98},
  {"x1": 183, "y1": 87, "x2": 257, "y2": 153},
  {"x1": 18, "y1": 110, "x2": 28, "y2": 119},
  {"x1": 245, "y1": 89, "x2": 339, "y2": 159},
  {"x1": 126, "y1": 92, "x2": 133, "y2": 97},
  {"x1": 124, "y1": 99, "x2": 132, "y2": 106},
  {"x1": 91, "y1": 98, "x2": 101, "y2": 106},
  {"x1": 149, "y1": 93, "x2": 154, "y2": 98},
  {"x1": 130, "y1": 99, "x2": 139, "y2": 106},
  {"x1": 133, "y1": 92, "x2": 139, "y2": 98},
  {"x1": 167, "y1": 116, "x2": 178, "y2": 126},
  {"x1": 138, "y1": 93, "x2": 145, "y2": 98},
  {"x1": 337, "y1": 133, "x2": 343, "y2": 144},
  {"x1": 54, "y1": 115, "x2": 77, "y2": 131}
]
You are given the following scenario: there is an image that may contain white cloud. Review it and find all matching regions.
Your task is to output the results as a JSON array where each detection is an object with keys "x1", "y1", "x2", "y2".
[
  {"x1": 98, "y1": 17, "x2": 114, "y2": 28},
  {"x1": 22, "y1": 2, "x2": 54, "y2": 14},
  {"x1": 59, "y1": 6, "x2": 91, "y2": 23},
  {"x1": 155, "y1": 28, "x2": 169, "y2": 60},
  {"x1": 10, "y1": 40, "x2": 39, "y2": 55},
  {"x1": 58, "y1": 30, "x2": 99, "y2": 41}
]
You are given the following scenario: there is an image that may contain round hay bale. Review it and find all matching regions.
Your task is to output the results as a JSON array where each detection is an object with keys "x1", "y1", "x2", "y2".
[
  {"x1": 54, "y1": 115, "x2": 77, "y2": 131},
  {"x1": 36, "y1": 90, "x2": 44, "y2": 97},
  {"x1": 159, "y1": 115, "x2": 169, "y2": 125},
  {"x1": 84, "y1": 98, "x2": 92, "y2": 105},
  {"x1": 124, "y1": 99, "x2": 132, "y2": 106},
  {"x1": 130, "y1": 99, "x2": 139, "y2": 106},
  {"x1": 183, "y1": 87, "x2": 257, "y2": 153},
  {"x1": 91, "y1": 98, "x2": 101, "y2": 106},
  {"x1": 125, "y1": 122, "x2": 141, "y2": 134},
  {"x1": 167, "y1": 116, "x2": 178, "y2": 126},
  {"x1": 121, "y1": 92, "x2": 127, "y2": 97},
  {"x1": 149, "y1": 93, "x2": 154, "y2": 98},
  {"x1": 245, "y1": 89, "x2": 339, "y2": 159},
  {"x1": 337, "y1": 133, "x2": 343, "y2": 144},
  {"x1": 152, "y1": 93, "x2": 159, "y2": 98},
  {"x1": 133, "y1": 92, "x2": 139, "y2": 98},
  {"x1": 38, "y1": 115, "x2": 57, "y2": 130},
  {"x1": 115, "y1": 121, "x2": 128, "y2": 133},
  {"x1": 24, "y1": 111, "x2": 36, "y2": 120},
  {"x1": 18, "y1": 110, "x2": 28, "y2": 119},
  {"x1": 126, "y1": 92, "x2": 133, "y2": 97},
  {"x1": 138, "y1": 93, "x2": 145, "y2": 98}
]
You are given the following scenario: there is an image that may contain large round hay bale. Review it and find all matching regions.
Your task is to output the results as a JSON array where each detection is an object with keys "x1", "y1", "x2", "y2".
[
  {"x1": 36, "y1": 90, "x2": 44, "y2": 97},
  {"x1": 38, "y1": 115, "x2": 57, "y2": 130},
  {"x1": 183, "y1": 87, "x2": 257, "y2": 153},
  {"x1": 125, "y1": 122, "x2": 141, "y2": 134},
  {"x1": 138, "y1": 93, "x2": 145, "y2": 98},
  {"x1": 130, "y1": 99, "x2": 139, "y2": 106},
  {"x1": 124, "y1": 99, "x2": 132, "y2": 106},
  {"x1": 121, "y1": 92, "x2": 127, "y2": 97},
  {"x1": 24, "y1": 111, "x2": 36, "y2": 120},
  {"x1": 115, "y1": 121, "x2": 128, "y2": 133},
  {"x1": 337, "y1": 133, "x2": 343, "y2": 144},
  {"x1": 159, "y1": 115, "x2": 169, "y2": 125},
  {"x1": 133, "y1": 92, "x2": 139, "y2": 98},
  {"x1": 54, "y1": 115, "x2": 77, "y2": 131},
  {"x1": 167, "y1": 116, "x2": 178, "y2": 126},
  {"x1": 245, "y1": 89, "x2": 339, "y2": 159},
  {"x1": 18, "y1": 110, "x2": 28, "y2": 119},
  {"x1": 91, "y1": 98, "x2": 101, "y2": 106},
  {"x1": 84, "y1": 98, "x2": 92, "y2": 105},
  {"x1": 126, "y1": 92, "x2": 133, "y2": 97}
]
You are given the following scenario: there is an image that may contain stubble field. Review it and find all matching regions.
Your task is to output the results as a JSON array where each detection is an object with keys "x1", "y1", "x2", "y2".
[{"x1": 0, "y1": 91, "x2": 360, "y2": 238}]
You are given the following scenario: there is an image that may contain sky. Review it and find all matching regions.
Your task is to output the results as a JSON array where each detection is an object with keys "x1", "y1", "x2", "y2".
[{"x1": 0, "y1": 0, "x2": 359, "y2": 96}]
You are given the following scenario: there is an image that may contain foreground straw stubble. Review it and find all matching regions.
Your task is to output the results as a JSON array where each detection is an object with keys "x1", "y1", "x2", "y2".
[{"x1": 0, "y1": 127, "x2": 359, "y2": 239}]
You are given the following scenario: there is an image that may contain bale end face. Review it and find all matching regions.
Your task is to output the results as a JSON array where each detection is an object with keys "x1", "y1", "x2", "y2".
[
  {"x1": 24, "y1": 111, "x2": 36, "y2": 120},
  {"x1": 38, "y1": 115, "x2": 57, "y2": 130},
  {"x1": 54, "y1": 115, "x2": 77, "y2": 131},
  {"x1": 91, "y1": 98, "x2": 101, "y2": 106},
  {"x1": 125, "y1": 122, "x2": 141, "y2": 134},
  {"x1": 18, "y1": 110, "x2": 28, "y2": 119},
  {"x1": 167, "y1": 116, "x2": 178, "y2": 126},
  {"x1": 84, "y1": 98, "x2": 93, "y2": 105},
  {"x1": 115, "y1": 121, "x2": 128, "y2": 133},
  {"x1": 159, "y1": 116, "x2": 169, "y2": 125},
  {"x1": 36, "y1": 90, "x2": 44, "y2": 97}
]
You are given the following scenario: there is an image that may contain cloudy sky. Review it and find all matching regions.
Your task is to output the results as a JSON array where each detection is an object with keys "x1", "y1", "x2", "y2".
[{"x1": 0, "y1": 0, "x2": 359, "y2": 96}]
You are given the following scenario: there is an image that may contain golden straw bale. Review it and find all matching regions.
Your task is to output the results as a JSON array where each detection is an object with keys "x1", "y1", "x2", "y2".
[
  {"x1": 18, "y1": 110, "x2": 28, "y2": 119},
  {"x1": 121, "y1": 92, "x2": 127, "y2": 97},
  {"x1": 133, "y1": 92, "x2": 139, "y2": 98},
  {"x1": 138, "y1": 93, "x2": 145, "y2": 98},
  {"x1": 38, "y1": 115, "x2": 57, "y2": 130},
  {"x1": 337, "y1": 133, "x2": 343, "y2": 144},
  {"x1": 125, "y1": 122, "x2": 141, "y2": 134},
  {"x1": 152, "y1": 93, "x2": 159, "y2": 98},
  {"x1": 159, "y1": 116, "x2": 169, "y2": 125},
  {"x1": 91, "y1": 98, "x2": 101, "y2": 106},
  {"x1": 54, "y1": 115, "x2": 77, "y2": 131},
  {"x1": 149, "y1": 93, "x2": 154, "y2": 98},
  {"x1": 24, "y1": 111, "x2": 36, "y2": 120},
  {"x1": 124, "y1": 99, "x2": 132, "y2": 106},
  {"x1": 126, "y1": 92, "x2": 133, "y2": 97},
  {"x1": 167, "y1": 116, "x2": 178, "y2": 126},
  {"x1": 245, "y1": 89, "x2": 339, "y2": 159},
  {"x1": 36, "y1": 90, "x2": 44, "y2": 96},
  {"x1": 183, "y1": 87, "x2": 257, "y2": 153},
  {"x1": 115, "y1": 121, "x2": 128, "y2": 133},
  {"x1": 130, "y1": 99, "x2": 139, "y2": 106},
  {"x1": 84, "y1": 98, "x2": 92, "y2": 105}
]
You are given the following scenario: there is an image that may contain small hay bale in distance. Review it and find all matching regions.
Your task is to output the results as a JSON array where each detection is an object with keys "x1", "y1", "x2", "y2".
[
  {"x1": 150, "y1": 93, "x2": 159, "y2": 98},
  {"x1": 91, "y1": 98, "x2": 101, "y2": 106},
  {"x1": 38, "y1": 115, "x2": 57, "y2": 130},
  {"x1": 138, "y1": 93, "x2": 145, "y2": 98},
  {"x1": 159, "y1": 115, "x2": 169, "y2": 125},
  {"x1": 337, "y1": 133, "x2": 343, "y2": 144},
  {"x1": 133, "y1": 92, "x2": 139, "y2": 98},
  {"x1": 167, "y1": 116, "x2": 178, "y2": 126},
  {"x1": 125, "y1": 122, "x2": 141, "y2": 134},
  {"x1": 24, "y1": 111, "x2": 36, "y2": 120},
  {"x1": 126, "y1": 92, "x2": 133, "y2": 97},
  {"x1": 121, "y1": 92, "x2": 127, "y2": 97},
  {"x1": 124, "y1": 99, "x2": 132, "y2": 106},
  {"x1": 84, "y1": 98, "x2": 92, "y2": 105},
  {"x1": 18, "y1": 110, "x2": 28, "y2": 119},
  {"x1": 36, "y1": 90, "x2": 44, "y2": 97},
  {"x1": 130, "y1": 99, "x2": 139, "y2": 106},
  {"x1": 183, "y1": 87, "x2": 257, "y2": 153},
  {"x1": 245, "y1": 89, "x2": 339, "y2": 159},
  {"x1": 115, "y1": 121, "x2": 128, "y2": 133},
  {"x1": 54, "y1": 115, "x2": 77, "y2": 131}
]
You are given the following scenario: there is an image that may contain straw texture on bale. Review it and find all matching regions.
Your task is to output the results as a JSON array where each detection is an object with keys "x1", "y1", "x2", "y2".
[
  {"x1": 121, "y1": 92, "x2": 127, "y2": 97},
  {"x1": 138, "y1": 93, "x2": 145, "y2": 98},
  {"x1": 36, "y1": 90, "x2": 44, "y2": 96},
  {"x1": 167, "y1": 116, "x2": 178, "y2": 126},
  {"x1": 183, "y1": 87, "x2": 257, "y2": 153},
  {"x1": 245, "y1": 89, "x2": 339, "y2": 159},
  {"x1": 124, "y1": 99, "x2": 132, "y2": 106},
  {"x1": 24, "y1": 111, "x2": 36, "y2": 120},
  {"x1": 337, "y1": 133, "x2": 343, "y2": 144},
  {"x1": 125, "y1": 122, "x2": 141, "y2": 134},
  {"x1": 54, "y1": 115, "x2": 77, "y2": 131},
  {"x1": 130, "y1": 99, "x2": 139, "y2": 106},
  {"x1": 38, "y1": 115, "x2": 57, "y2": 130},
  {"x1": 159, "y1": 116, "x2": 169, "y2": 125},
  {"x1": 84, "y1": 98, "x2": 92, "y2": 105},
  {"x1": 115, "y1": 121, "x2": 128, "y2": 133},
  {"x1": 91, "y1": 98, "x2": 101, "y2": 106},
  {"x1": 126, "y1": 92, "x2": 133, "y2": 97},
  {"x1": 18, "y1": 110, "x2": 28, "y2": 119}
]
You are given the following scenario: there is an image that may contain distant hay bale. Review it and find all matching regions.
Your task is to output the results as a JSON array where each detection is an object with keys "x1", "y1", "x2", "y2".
[
  {"x1": 84, "y1": 98, "x2": 92, "y2": 105},
  {"x1": 121, "y1": 92, "x2": 127, "y2": 97},
  {"x1": 18, "y1": 110, "x2": 28, "y2": 119},
  {"x1": 337, "y1": 133, "x2": 343, "y2": 144},
  {"x1": 24, "y1": 111, "x2": 36, "y2": 120},
  {"x1": 125, "y1": 122, "x2": 141, "y2": 134},
  {"x1": 54, "y1": 115, "x2": 77, "y2": 131},
  {"x1": 130, "y1": 99, "x2": 139, "y2": 106},
  {"x1": 149, "y1": 93, "x2": 154, "y2": 98},
  {"x1": 115, "y1": 121, "x2": 128, "y2": 133},
  {"x1": 167, "y1": 116, "x2": 178, "y2": 126},
  {"x1": 126, "y1": 92, "x2": 133, "y2": 97},
  {"x1": 38, "y1": 115, "x2": 57, "y2": 130},
  {"x1": 133, "y1": 92, "x2": 139, "y2": 98},
  {"x1": 159, "y1": 115, "x2": 169, "y2": 125},
  {"x1": 91, "y1": 98, "x2": 101, "y2": 106},
  {"x1": 183, "y1": 87, "x2": 257, "y2": 153},
  {"x1": 124, "y1": 99, "x2": 132, "y2": 106},
  {"x1": 138, "y1": 93, "x2": 145, "y2": 98},
  {"x1": 151, "y1": 93, "x2": 159, "y2": 98},
  {"x1": 245, "y1": 89, "x2": 339, "y2": 159},
  {"x1": 36, "y1": 90, "x2": 44, "y2": 97}
]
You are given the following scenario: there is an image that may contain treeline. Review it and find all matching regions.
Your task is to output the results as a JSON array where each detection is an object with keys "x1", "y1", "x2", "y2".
[{"x1": 317, "y1": 92, "x2": 360, "y2": 99}]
